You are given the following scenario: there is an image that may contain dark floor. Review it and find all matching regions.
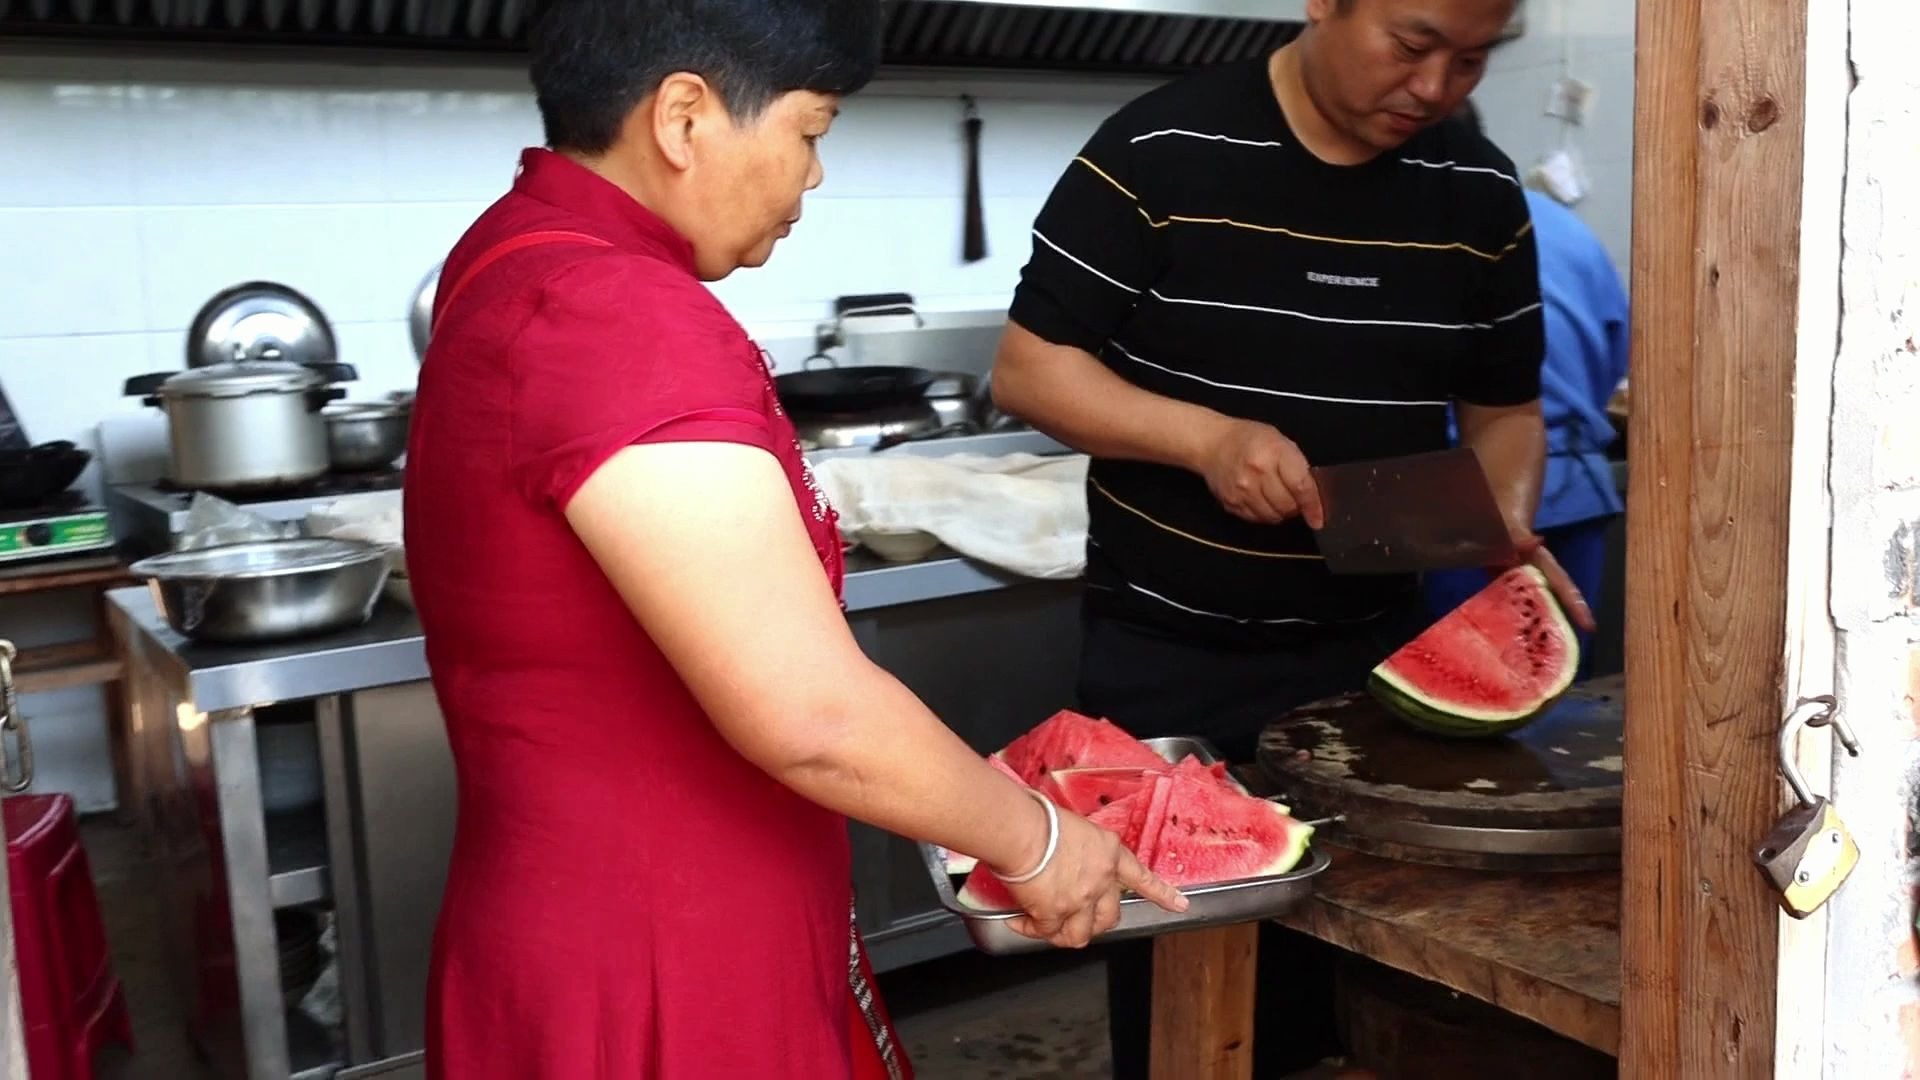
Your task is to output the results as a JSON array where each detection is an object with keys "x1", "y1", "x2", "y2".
[
  {"x1": 77, "y1": 816, "x2": 1356, "y2": 1079},
  {"x1": 85, "y1": 817, "x2": 216, "y2": 1080}
]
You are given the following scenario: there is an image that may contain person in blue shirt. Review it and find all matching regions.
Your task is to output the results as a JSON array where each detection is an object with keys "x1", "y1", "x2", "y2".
[{"x1": 1426, "y1": 101, "x2": 1629, "y2": 675}]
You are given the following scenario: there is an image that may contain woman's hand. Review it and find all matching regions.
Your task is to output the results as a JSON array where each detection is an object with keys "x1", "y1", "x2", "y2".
[{"x1": 999, "y1": 809, "x2": 1189, "y2": 949}]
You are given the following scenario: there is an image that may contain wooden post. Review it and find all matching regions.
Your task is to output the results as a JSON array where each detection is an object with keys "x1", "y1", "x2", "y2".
[
  {"x1": 1622, "y1": 0, "x2": 1809, "y2": 1075},
  {"x1": 1149, "y1": 923, "x2": 1258, "y2": 1080}
]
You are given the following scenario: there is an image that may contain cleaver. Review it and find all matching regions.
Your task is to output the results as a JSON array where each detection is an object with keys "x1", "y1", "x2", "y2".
[{"x1": 1309, "y1": 448, "x2": 1520, "y2": 574}]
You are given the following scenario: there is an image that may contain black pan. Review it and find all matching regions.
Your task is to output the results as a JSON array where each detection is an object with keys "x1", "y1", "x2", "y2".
[
  {"x1": 0, "y1": 441, "x2": 91, "y2": 509},
  {"x1": 774, "y1": 362, "x2": 937, "y2": 414}
]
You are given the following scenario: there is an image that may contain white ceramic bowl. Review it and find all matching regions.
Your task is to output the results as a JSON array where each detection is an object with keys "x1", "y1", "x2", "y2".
[{"x1": 859, "y1": 526, "x2": 941, "y2": 563}]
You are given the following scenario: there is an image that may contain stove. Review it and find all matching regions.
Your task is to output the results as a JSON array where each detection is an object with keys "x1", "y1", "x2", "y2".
[
  {"x1": 0, "y1": 492, "x2": 115, "y2": 565},
  {"x1": 108, "y1": 468, "x2": 404, "y2": 553}
]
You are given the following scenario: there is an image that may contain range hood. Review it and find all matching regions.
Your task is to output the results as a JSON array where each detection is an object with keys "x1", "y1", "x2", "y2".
[{"x1": 0, "y1": 0, "x2": 1308, "y2": 74}]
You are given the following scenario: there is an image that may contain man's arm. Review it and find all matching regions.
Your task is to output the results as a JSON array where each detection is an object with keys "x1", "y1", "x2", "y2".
[
  {"x1": 1455, "y1": 398, "x2": 1545, "y2": 537},
  {"x1": 991, "y1": 322, "x2": 1221, "y2": 470},
  {"x1": 1458, "y1": 398, "x2": 1597, "y2": 631},
  {"x1": 993, "y1": 323, "x2": 1324, "y2": 527}
]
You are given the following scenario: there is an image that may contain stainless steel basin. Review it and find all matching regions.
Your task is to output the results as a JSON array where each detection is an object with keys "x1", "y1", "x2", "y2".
[{"x1": 130, "y1": 538, "x2": 392, "y2": 644}]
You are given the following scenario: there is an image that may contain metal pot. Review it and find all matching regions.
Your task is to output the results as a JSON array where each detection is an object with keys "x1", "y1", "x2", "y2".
[
  {"x1": 137, "y1": 362, "x2": 344, "y2": 491},
  {"x1": 409, "y1": 263, "x2": 440, "y2": 364},
  {"x1": 922, "y1": 371, "x2": 981, "y2": 428},
  {"x1": 791, "y1": 401, "x2": 943, "y2": 451},
  {"x1": 323, "y1": 402, "x2": 410, "y2": 472},
  {"x1": 129, "y1": 537, "x2": 391, "y2": 644}
]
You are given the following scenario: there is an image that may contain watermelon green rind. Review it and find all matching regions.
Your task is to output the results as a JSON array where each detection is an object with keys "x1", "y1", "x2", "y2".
[
  {"x1": 1370, "y1": 565, "x2": 1579, "y2": 736},
  {"x1": 1366, "y1": 671, "x2": 1545, "y2": 738}
]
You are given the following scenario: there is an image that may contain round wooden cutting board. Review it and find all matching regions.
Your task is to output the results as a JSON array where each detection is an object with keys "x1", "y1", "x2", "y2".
[{"x1": 1257, "y1": 675, "x2": 1625, "y2": 871}]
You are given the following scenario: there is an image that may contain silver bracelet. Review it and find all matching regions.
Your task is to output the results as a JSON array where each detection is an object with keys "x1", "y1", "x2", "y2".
[{"x1": 997, "y1": 788, "x2": 1060, "y2": 885}]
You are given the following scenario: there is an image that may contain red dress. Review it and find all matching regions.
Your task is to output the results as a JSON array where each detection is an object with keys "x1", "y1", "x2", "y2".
[{"x1": 404, "y1": 149, "x2": 909, "y2": 1079}]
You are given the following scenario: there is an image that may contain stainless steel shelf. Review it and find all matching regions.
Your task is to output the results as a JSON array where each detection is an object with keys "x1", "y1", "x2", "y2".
[{"x1": 267, "y1": 806, "x2": 332, "y2": 908}]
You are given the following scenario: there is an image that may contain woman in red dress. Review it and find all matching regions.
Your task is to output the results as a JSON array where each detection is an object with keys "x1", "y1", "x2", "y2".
[{"x1": 402, "y1": 2, "x2": 1186, "y2": 1077}]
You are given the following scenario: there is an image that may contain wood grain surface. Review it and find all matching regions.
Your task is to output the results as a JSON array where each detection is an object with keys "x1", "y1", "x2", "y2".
[
  {"x1": 1276, "y1": 846, "x2": 1621, "y2": 1056},
  {"x1": 1623, "y1": 0, "x2": 1808, "y2": 1074}
]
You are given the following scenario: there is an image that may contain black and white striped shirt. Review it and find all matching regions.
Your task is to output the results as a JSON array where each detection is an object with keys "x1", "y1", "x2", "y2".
[{"x1": 1008, "y1": 57, "x2": 1545, "y2": 647}]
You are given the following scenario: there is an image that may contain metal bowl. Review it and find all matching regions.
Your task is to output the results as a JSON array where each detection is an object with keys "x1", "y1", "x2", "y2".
[
  {"x1": 129, "y1": 538, "x2": 391, "y2": 644},
  {"x1": 323, "y1": 402, "x2": 410, "y2": 472}
]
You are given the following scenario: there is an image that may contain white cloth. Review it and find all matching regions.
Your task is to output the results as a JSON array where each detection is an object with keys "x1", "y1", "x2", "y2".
[
  {"x1": 811, "y1": 452, "x2": 1089, "y2": 580},
  {"x1": 305, "y1": 491, "x2": 411, "y2": 605}
]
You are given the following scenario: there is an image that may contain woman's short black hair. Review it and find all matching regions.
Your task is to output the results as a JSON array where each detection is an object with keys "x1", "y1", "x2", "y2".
[{"x1": 529, "y1": 0, "x2": 883, "y2": 154}]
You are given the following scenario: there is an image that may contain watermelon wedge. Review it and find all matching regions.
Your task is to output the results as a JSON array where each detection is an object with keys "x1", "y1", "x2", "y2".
[
  {"x1": 956, "y1": 766, "x2": 1314, "y2": 910},
  {"x1": 1370, "y1": 565, "x2": 1579, "y2": 738},
  {"x1": 995, "y1": 709, "x2": 1170, "y2": 785},
  {"x1": 1040, "y1": 767, "x2": 1155, "y2": 816},
  {"x1": 1135, "y1": 772, "x2": 1314, "y2": 886}
]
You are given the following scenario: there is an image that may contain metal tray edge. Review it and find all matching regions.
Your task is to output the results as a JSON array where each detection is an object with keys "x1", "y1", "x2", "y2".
[{"x1": 918, "y1": 735, "x2": 1330, "y2": 955}]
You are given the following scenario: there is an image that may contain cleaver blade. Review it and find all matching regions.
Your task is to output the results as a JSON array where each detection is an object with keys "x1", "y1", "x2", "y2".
[{"x1": 1309, "y1": 448, "x2": 1520, "y2": 575}]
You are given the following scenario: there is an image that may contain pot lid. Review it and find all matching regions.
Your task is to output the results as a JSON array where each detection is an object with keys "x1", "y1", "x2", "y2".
[
  {"x1": 158, "y1": 361, "x2": 325, "y2": 399},
  {"x1": 187, "y1": 281, "x2": 337, "y2": 369},
  {"x1": 409, "y1": 262, "x2": 440, "y2": 364}
]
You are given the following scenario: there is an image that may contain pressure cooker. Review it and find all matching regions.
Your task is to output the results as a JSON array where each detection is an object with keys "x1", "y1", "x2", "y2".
[{"x1": 125, "y1": 362, "x2": 349, "y2": 491}]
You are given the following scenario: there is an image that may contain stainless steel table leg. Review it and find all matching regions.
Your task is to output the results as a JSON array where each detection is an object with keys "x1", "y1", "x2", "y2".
[{"x1": 207, "y1": 707, "x2": 292, "y2": 1080}]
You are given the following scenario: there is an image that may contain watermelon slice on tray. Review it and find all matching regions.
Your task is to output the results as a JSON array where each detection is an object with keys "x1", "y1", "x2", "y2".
[
  {"x1": 996, "y1": 710, "x2": 1170, "y2": 785},
  {"x1": 955, "y1": 720, "x2": 1315, "y2": 911},
  {"x1": 1370, "y1": 565, "x2": 1580, "y2": 738},
  {"x1": 957, "y1": 770, "x2": 1313, "y2": 910}
]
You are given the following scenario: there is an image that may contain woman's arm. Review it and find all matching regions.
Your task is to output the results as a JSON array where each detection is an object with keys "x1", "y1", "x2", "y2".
[{"x1": 565, "y1": 441, "x2": 1185, "y2": 944}]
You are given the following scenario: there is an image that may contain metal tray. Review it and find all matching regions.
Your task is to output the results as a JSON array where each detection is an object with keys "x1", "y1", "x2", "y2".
[{"x1": 918, "y1": 736, "x2": 1331, "y2": 956}]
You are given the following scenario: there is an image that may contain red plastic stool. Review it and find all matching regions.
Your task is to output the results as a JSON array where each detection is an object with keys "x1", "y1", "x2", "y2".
[{"x1": 5, "y1": 793, "x2": 132, "y2": 1080}]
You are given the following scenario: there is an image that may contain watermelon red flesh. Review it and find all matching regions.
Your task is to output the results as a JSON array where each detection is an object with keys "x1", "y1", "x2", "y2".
[
  {"x1": 1370, "y1": 565, "x2": 1578, "y2": 736},
  {"x1": 957, "y1": 773, "x2": 1314, "y2": 910},
  {"x1": 1040, "y1": 757, "x2": 1243, "y2": 816},
  {"x1": 1040, "y1": 767, "x2": 1155, "y2": 816},
  {"x1": 995, "y1": 710, "x2": 1169, "y2": 785},
  {"x1": 1139, "y1": 773, "x2": 1314, "y2": 885}
]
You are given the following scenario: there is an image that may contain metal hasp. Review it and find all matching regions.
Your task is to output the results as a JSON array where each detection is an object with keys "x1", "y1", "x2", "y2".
[{"x1": 1753, "y1": 695, "x2": 1863, "y2": 918}]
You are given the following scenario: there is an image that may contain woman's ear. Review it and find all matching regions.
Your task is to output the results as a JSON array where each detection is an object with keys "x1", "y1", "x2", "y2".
[{"x1": 638, "y1": 72, "x2": 714, "y2": 173}]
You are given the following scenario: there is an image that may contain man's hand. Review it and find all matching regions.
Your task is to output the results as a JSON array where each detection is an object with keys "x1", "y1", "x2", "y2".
[
  {"x1": 1195, "y1": 418, "x2": 1325, "y2": 528},
  {"x1": 1508, "y1": 535, "x2": 1597, "y2": 633}
]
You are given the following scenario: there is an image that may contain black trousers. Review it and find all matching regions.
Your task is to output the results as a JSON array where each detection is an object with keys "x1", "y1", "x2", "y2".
[{"x1": 1076, "y1": 604, "x2": 1427, "y2": 1079}]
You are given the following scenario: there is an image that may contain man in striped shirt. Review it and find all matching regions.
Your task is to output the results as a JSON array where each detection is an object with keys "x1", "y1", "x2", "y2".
[{"x1": 991, "y1": 0, "x2": 1597, "y2": 1072}]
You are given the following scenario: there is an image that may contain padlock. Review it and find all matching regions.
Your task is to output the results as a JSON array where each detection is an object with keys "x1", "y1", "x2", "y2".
[{"x1": 1754, "y1": 695, "x2": 1861, "y2": 918}]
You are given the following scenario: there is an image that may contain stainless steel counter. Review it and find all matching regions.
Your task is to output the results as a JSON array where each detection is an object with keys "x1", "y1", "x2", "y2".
[{"x1": 108, "y1": 535, "x2": 1075, "y2": 714}]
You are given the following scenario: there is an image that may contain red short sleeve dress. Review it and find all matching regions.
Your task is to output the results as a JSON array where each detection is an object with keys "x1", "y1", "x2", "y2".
[{"x1": 403, "y1": 149, "x2": 909, "y2": 1080}]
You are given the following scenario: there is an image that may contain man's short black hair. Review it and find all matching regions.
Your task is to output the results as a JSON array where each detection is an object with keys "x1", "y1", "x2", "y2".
[{"x1": 529, "y1": 0, "x2": 882, "y2": 155}]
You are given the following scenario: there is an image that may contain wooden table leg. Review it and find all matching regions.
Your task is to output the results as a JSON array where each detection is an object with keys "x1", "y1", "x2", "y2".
[{"x1": 1149, "y1": 922, "x2": 1259, "y2": 1080}]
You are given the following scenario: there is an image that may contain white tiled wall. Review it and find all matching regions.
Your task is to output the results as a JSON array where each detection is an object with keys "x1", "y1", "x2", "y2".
[{"x1": 0, "y1": 48, "x2": 1147, "y2": 482}]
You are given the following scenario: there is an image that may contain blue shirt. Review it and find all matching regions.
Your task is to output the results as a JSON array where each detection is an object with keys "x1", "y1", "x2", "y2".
[{"x1": 1451, "y1": 190, "x2": 1628, "y2": 529}]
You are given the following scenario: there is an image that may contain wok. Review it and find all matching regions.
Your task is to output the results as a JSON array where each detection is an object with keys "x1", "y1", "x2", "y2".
[
  {"x1": 773, "y1": 354, "x2": 937, "y2": 414},
  {"x1": 0, "y1": 441, "x2": 90, "y2": 509}
]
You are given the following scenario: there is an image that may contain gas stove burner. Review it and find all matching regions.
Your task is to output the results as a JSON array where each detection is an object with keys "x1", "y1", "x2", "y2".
[
  {"x1": 156, "y1": 467, "x2": 404, "y2": 504},
  {"x1": 0, "y1": 493, "x2": 113, "y2": 565}
]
